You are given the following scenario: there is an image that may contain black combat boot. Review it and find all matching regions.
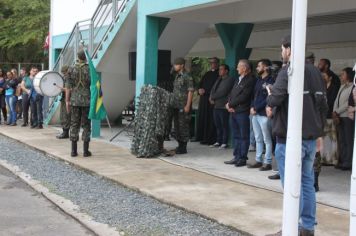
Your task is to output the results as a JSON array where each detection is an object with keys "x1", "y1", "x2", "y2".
[
  {"x1": 175, "y1": 142, "x2": 187, "y2": 155},
  {"x1": 83, "y1": 141, "x2": 92, "y2": 157},
  {"x1": 314, "y1": 171, "x2": 320, "y2": 192},
  {"x1": 71, "y1": 141, "x2": 78, "y2": 157},
  {"x1": 56, "y1": 129, "x2": 69, "y2": 139}
]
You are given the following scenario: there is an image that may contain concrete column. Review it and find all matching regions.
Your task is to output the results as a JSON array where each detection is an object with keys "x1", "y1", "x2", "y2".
[
  {"x1": 136, "y1": 14, "x2": 169, "y2": 98},
  {"x1": 215, "y1": 23, "x2": 254, "y2": 76}
]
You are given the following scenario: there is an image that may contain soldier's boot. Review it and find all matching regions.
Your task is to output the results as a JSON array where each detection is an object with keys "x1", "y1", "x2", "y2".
[
  {"x1": 175, "y1": 142, "x2": 187, "y2": 155},
  {"x1": 56, "y1": 129, "x2": 69, "y2": 139},
  {"x1": 71, "y1": 141, "x2": 78, "y2": 157},
  {"x1": 83, "y1": 141, "x2": 92, "y2": 157},
  {"x1": 314, "y1": 171, "x2": 320, "y2": 192}
]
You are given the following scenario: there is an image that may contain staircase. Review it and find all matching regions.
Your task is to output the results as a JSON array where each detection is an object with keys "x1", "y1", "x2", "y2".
[{"x1": 46, "y1": 0, "x2": 136, "y2": 125}]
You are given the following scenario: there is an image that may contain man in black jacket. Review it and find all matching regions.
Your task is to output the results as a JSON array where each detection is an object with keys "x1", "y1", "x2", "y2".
[
  {"x1": 265, "y1": 36, "x2": 327, "y2": 236},
  {"x1": 224, "y1": 59, "x2": 256, "y2": 167}
]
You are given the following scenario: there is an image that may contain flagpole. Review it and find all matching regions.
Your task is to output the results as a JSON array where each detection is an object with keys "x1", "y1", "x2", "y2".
[
  {"x1": 49, "y1": 0, "x2": 54, "y2": 70},
  {"x1": 282, "y1": 0, "x2": 308, "y2": 235},
  {"x1": 350, "y1": 63, "x2": 356, "y2": 235}
]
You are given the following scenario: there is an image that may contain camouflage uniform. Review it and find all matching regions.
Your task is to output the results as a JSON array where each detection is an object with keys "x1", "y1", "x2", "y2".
[
  {"x1": 59, "y1": 66, "x2": 71, "y2": 135},
  {"x1": 65, "y1": 62, "x2": 91, "y2": 142},
  {"x1": 171, "y1": 71, "x2": 195, "y2": 143}
]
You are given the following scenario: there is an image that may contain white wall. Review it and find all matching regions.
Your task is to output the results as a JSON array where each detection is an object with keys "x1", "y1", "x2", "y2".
[{"x1": 51, "y1": 0, "x2": 100, "y2": 36}]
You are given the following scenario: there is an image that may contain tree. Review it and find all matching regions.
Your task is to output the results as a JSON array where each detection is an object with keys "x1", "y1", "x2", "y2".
[{"x1": 0, "y1": 0, "x2": 50, "y2": 64}]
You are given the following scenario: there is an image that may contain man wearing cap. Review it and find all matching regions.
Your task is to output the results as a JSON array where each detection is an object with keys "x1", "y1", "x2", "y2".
[
  {"x1": 171, "y1": 57, "x2": 195, "y2": 154},
  {"x1": 65, "y1": 50, "x2": 92, "y2": 157},
  {"x1": 196, "y1": 57, "x2": 219, "y2": 145}
]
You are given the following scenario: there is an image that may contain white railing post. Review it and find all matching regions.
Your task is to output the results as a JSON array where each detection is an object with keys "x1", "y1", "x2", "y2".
[
  {"x1": 282, "y1": 0, "x2": 308, "y2": 235},
  {"x1": 112, "y1": 0, "x2": 118, "y2": 20},
  {"x1": 350, "y1": 63, "x2": 356, "y2": 235}
]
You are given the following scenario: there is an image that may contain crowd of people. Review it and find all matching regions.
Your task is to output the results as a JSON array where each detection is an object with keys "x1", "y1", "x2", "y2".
[
  {"x1": 0, "y1": 66, "x2": 44, "y2": 128},
  {"x1": 195, "y1": 52, "x2": 355, "y2": 180}
]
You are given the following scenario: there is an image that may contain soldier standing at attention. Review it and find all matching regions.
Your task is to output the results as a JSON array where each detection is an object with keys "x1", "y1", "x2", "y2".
[
  {"x1": 171, "y1": 57, "x2": 195, "y2": 154},
  {"x1": 57, "y1": 65, "x2": 71, "y2": 139},
  {"x1": 65, "y1": 50, "x2": 92, "y2": 157}
]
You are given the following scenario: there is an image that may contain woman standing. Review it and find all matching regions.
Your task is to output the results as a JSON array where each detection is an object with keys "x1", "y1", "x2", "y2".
[
  {"x1": 333, "y1": 67, "x2": 355, "y2": 170},
  {"x1": 5, "y1": 71, "x2": 19, "y2": 126},
  {"x1": 320, "y1": 71, "x2": 339, "y2": 165},
  {"x1": 0, "y1": 69, "x2": 7, "y2": 124}
]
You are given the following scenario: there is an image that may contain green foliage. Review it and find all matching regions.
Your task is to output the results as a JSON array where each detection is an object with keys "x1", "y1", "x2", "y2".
[{"x1": 0, "y1": 0, "x2": 50, "y2": 63}]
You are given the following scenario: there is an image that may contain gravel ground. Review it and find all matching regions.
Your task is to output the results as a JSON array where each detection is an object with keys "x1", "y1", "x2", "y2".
[{"x1": 0, "y1": 135, "x2": 243, "y2": 236}]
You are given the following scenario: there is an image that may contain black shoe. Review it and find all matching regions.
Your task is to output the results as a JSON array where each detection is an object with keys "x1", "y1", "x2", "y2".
[
  {"x1": 235, "y1": 159, "x2": 247, "y2": 167},
  {"x1": 248, "y1": 162, "x2": 263, "y2": 168},
  {"x1": 224, "y1": 159, "x2": 237, "y2": 165},
  {"x1": 268, "y1": 173, "x2": 280, "y2": 180},
  {"x1": 340, "y1": 166, "x2": 352, "y2": 171},
  {"x1": 56, "y1": 129, "x2": 69, "y2": 139},
  {"x1": 30, "y1": 124, "x2": 38, "y2": 129},
  {"x1": 259, "y1": 164, "x2": 272, "y2": 171},
  {"x1": 10, "y1": 123, "x2": 17, "y2": 126},
  {"x1": 71, "y1": 141, "x2": 78, "y2": 157},
  {"x1": 83, "y1": 141, "x2": 92, "y2": 157},
  {"x1": 175, "y1": 142, "x2": 187, "y2": 155},
  {"x1": 21, "y1": 123, "x2": 28, "y2": 127},
  {"x1": 299, "y1": 228, "x2": 314, "y2": 236},
  {"x1": 37, "y1": 124, "x2": 43, "y2": 129}
]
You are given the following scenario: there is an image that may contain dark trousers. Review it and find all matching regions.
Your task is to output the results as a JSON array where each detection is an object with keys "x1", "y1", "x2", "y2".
[
  {"x1": 213, "y1": 108, "x2": 229, "y2": 145},
  {"x1": 16, "y1": 99, "x2": 23, "y2": 118},
  {"x1": 30, "y1": 95, "x2": 44, "y2": 126},
  {"x1": 22, "y1": 94, "x2": 31, "y2": 125},
  {"x1": 338, "y1": 117, "x2": 355, "y2": 168},
  {"x1": 231, "y1": 111, "x2": 250, "y2": 161}
]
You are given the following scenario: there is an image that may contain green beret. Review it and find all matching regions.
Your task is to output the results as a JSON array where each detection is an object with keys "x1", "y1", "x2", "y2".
[{"x1": 174, "y1": 57, "x2": 186, "y2": 65}]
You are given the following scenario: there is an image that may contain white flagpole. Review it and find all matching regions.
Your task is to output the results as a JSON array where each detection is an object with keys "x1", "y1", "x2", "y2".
[
  {"x1": 282, "y1": 0, "x2": 308, "y2": 235},
  {"x1": 350, "y1": 63, "x2": 356, "y2": 235},
  {"x1": 49, "y1": 0, "x2": 54, "y2": 70}
]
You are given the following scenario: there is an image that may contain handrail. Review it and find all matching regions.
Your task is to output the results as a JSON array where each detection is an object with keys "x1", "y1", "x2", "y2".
[{"x1": 52, "y1": 0, "x2": 131, "y2": 73}]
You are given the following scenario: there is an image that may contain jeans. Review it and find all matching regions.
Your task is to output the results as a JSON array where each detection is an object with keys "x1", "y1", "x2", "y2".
[
  {"x1": 5, "y1": 95, "x2": 17, "y2": 124},
  {"x1": 252, "y1": 115, "x2": 273, "y2": 164},
  {"x1": 213, "y1": 109, "x2": 229, "y2": 145},
  {"x1": 250, "y1": 115, "x2": 256, "y2": 147},
  {"x1": 30, "y1": 95, "x2": 44, "y2": 126},
  {"x1": 275, "y1": 140, "x2": 317, "y2": 230},
  {"x1": 231, "y1": 111, "x2": 250, "y2": 161}
]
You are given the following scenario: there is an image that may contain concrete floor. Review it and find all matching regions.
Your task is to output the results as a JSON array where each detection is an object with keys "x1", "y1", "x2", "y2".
[
  {"x1": 100, "y1": 124, "x2": 351, "y2": 211},
  {"x1": 3, "y1": 125, "x2": 348, "y2": 236},
  {"x1": 0, "y1": 166, "x2": 93, "y2": 236}
]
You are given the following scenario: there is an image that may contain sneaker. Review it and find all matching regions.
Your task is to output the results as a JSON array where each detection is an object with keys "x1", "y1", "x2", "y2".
[
  {"x1": 265, "y1": 230, "x2": 282, "y2": 236},
  {"x1": 209, "y1": 142, "x2": 220, "y2": 148},
  {"x1": 268, "y1": 173, "x2": 281, "y2": 180},
  {"x1": 219, "y1": 144, "x2": 227, "y2": 149}
]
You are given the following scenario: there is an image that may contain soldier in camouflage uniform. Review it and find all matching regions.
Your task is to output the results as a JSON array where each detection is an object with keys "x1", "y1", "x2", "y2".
[
  {"x1": 65, "y1": 50, "x2": 92, "y2": 157},
  {"x1": 57, "y1": 65, "x2": 71, "y2": 139},
  {"x1": 170, "y1": 57, "x2": 195, "y2": 154}
]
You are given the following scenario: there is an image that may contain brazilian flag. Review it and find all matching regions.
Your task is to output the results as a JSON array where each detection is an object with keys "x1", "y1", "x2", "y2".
[{"x1": 85, "y1": 50, "x2": 107, "y2": 120}]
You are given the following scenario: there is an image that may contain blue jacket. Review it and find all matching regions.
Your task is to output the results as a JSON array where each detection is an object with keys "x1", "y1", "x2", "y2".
[{"x1": 251, "y1": 75, "x2": 274, "y2": 116}]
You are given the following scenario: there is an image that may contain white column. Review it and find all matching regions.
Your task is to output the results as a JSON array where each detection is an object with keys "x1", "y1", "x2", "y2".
[
  {"x1": 350, "y1": 63, "x2": 356, "y2": 235},
  {"x1": 49, "y1": 0, "x2": 54, "y2": 70},
  {"x1": 282, "y1": 0, "x2": 308, "y2": 235}
]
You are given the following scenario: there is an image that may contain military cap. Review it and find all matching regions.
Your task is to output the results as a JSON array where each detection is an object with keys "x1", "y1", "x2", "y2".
[
  {"x1": 174, "y1": 57, "x2": 186, "y2": 65},
  {"x1": 77, "y1": 50, "x2": 87, "y2": 61}
]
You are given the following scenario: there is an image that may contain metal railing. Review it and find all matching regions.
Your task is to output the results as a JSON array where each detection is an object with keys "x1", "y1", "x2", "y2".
[{"x1": 52, "y1": 0, "x2": 131, "y2": 73}]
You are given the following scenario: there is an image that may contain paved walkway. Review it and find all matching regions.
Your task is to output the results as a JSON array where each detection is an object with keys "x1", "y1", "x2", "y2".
[
  {"x1": 0, "y1": 165, "x2": 93, "y2": 236},
  {"x1": 0, "y1": 126, "x2": 349, "y2": 236}
]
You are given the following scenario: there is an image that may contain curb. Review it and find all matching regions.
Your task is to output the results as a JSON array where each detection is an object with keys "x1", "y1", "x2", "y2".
[{"x1": 0, "y1": 159, "x2": 125, "y2": 236}]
